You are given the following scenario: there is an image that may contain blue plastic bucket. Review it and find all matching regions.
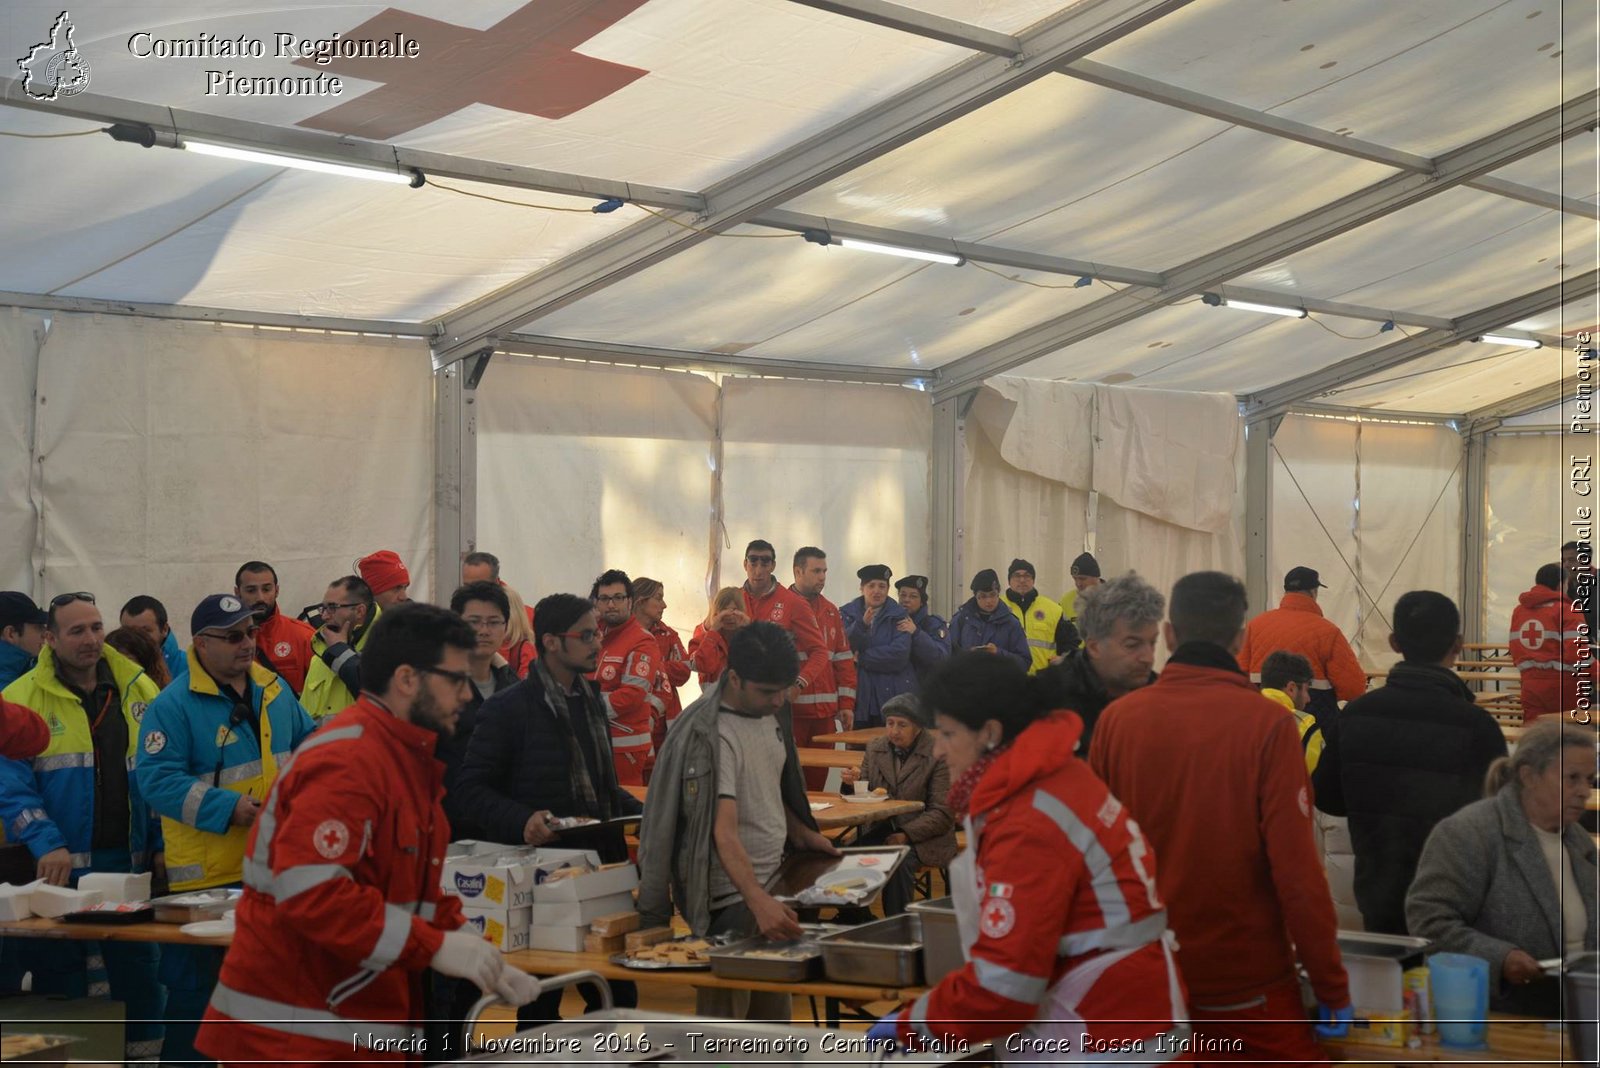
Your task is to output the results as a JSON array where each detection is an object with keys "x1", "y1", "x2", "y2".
[{"x1": 1428, "y1": 952, "x2": 1489, "y2": 1049}]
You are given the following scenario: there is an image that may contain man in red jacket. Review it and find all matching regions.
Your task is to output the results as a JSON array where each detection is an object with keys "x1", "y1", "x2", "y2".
[
  {"x1": 235, "y1": 560, "x2": 315, "y2": 695},
  {"x1": 1091, "y1": 571, "x2": 1351, "y2": 1064},
  {"x1": 1511, "y1": 562, "x2": 1596, "y2": 721},
  {"x1": 739, "y1": 539, "x2": 830, "y2": 716},
  {"x1": 1236, "y1": 566, "x2": 1367, "y2": 725},
  {"x1": 590, "y1": 569, "x2": 662, "y2": 785},
  {"x1": 790, "y1": 546, "x2": 855, "y2": 787},
  {"x1": 197, "y1": 604, "x2": 537, "y2": 1064}
]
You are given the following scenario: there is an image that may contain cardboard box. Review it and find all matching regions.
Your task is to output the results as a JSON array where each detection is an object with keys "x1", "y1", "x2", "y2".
[
  {"x1": 442, "y1": 847, "x2": 598, "y2": 909},
  {"x1": 447, "y1": 839, "x2": 511, "y2": 858},
  {"x1": 30, "y1": 885, "x2": 102, "y2": 919},
  {"x1": 531, "y1": 862, "x2": 639, "y2": 904},
  {"x1": 590, "y1": 911, "x2": 640, "y2": 937},
  {"x1": 530, "y1": 891, "x2": 635, "y2": 928},
  {"x1": 526, "y1": 924, "x2": 590, "y2": 953},
  {"x1": 0, "y1": 880, "x2": 41, "y2": 921},
  {"x1": 78, "y1": 872, "x2": 151, "y2": 904},
  {"x1": 460, "y1": 906, "x2": 531, "y2": 952},
  {"x1": 1352, "y1": 1010, "x2": 1412, "y2": 1048},
  {"x1": 625, "y1": 926, "x2": 673, "y2": 951}
]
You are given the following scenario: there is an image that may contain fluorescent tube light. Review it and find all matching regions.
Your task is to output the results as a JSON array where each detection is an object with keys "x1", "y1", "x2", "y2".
[
  {"x1": 183, "y1": 139, "x2": 423, "y2": 186},
  {"x1": 1476, "y1": 333, "x2": 1541, "y2": 349},
  {"x1": 1220, "y1": 298, "x2": 1307, "y2": 319},
  {"x1": 836, "y1": 237, "x2": 964, "y2": 266}
]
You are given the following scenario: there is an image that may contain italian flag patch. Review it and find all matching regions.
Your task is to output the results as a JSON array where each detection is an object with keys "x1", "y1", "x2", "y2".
[{"x1": 986, "y1": 882, "x2": 1013, "y2": 899}]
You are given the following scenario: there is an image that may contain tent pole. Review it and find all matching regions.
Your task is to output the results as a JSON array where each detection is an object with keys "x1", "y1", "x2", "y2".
[
  {"x1": 434, "y1": 362, "x2": 479, "y2": 600},
  {"x1": 1244, "y1": 416, "x2": 1276, "y2": 618},
  {"x1": 1459, "y1": 426, "x2": 1490, "y2": 646},
  {"x1": 932, "y1": 392, "x2": 973, "y2": 619}
]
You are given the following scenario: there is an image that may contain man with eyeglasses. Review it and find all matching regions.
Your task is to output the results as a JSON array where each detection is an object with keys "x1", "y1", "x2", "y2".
[
  {"x1": 135, "y1": 593, "x2": 315, "y2": 1065},
  {"x1": 457, "y1": 593, "x2": 642, "y2": 1027},
  {"x1": 589, "y1": 570, "x2": 663, "y2": 786},
  {"x1": 301, "y1": 575, "x2": 379, "y2": 721},
  {"x1": 436, "y1": 581, "x2": 519, "y2": 841},
  {"x1": 738, "y1": 539, "x2": 830, "y2": 715},
  {"x1": 198, "y1": 604, "x2": 539, "y2": 1066},
  {"x1": 235, "y1": 560, "x2": 314, "y2": 696},
  {"x1": 0, "y1": 590, "x2": 166, "y2": 1061}
]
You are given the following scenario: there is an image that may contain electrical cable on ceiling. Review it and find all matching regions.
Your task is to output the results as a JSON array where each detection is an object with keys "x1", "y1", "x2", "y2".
[{"x1": 0, "y1": 127, "x2": 103, "y2": 139}]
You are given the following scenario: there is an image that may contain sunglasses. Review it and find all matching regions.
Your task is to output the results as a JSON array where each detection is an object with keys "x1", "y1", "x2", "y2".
[
  {"x1": 50, "y1": 592, "x2": 95, "y2": 607},
  {"x1": 199, "y1": 625, "x2": 260, "y2": 645},
  {"x1": 745, "y1": 555, "x2": 775, "y2": 566}
]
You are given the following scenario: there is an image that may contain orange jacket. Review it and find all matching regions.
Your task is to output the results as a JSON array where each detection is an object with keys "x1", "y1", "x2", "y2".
[
  {"x1": 742, "y1": 582, "x2": 830, "y2": 695},
  {"x1": 591, "y1": 617, "x2": 661, "y2": 757},
  {"x1": 253, "y1": 610, "x2": 314, "y2": 696},
  {"x1": 1237, "y1": 593, "x2": 1367, "y2": 703},
  {"x1": 1511, "y1": 584, "x2": 1590, "y2": 674},
  {"x1": 791, "y1": 587, "x2": 856, "y2": 725},
  {"x1": 688, "y1": 624, "x2": 729, "y2": 686},
  {"x1": 648, "y1": 620, "x2": 689, "y2": 725}
]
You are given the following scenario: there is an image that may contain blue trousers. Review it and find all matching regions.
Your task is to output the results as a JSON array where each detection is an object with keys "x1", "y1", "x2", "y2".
[{"x1": 158, "y1": 942, "x2": 222, "y2": 1067}]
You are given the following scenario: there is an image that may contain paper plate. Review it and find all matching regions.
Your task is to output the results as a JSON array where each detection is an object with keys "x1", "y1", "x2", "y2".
[
  {"x1": 842, "y1": 793, "x2": 890, "y2": 804},
  {"x1": 180, "y1": 918, "x2": 235, "y2": 938}
]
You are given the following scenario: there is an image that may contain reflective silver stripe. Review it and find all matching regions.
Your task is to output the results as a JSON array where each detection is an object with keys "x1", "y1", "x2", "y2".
[
  {"x1": 793, "y1": 692, "x2": 837, "y2": 705},
  {"x1": 1515, "y1": 659, "x2": 1583, "y2": 673},
  {"x1": 1059, "y1": 909, "x2": 1168, "y2": 956},
  {"x1": 905, "y1": 990, "x2": 939, "y2": 1044},
  {"x1": 620, "y1": 674, "x2": 652, "y2": 689},
  {"x1": 1309, "y1": 678, "x2": 1332, "y2": 690},
  {"x1": 166, "y1": 863, "x2": 206, "y2": 885},
  {"x1": 250, "y1": 725, "x2": 365, "y2": 867},
  {"x1": 416, "y1": 901, "x2": 436, "y2": 922},
  {"x1": 360, "y1": 903, "x2": 414, "y2": 971},
  {"x1": 243, "y1": 859, "x2": 353, "y2": 902},
  {"x1": 327, "y1": 647, "x2": 358, "y2": 676},
  {"x1": 34, "y1": 751, "x2": 92, "y2": 772},
  {"x1": 328, "y1": 967, "x2": 382, "y2": 1008},
  {"x1": 181, "y1": 781, "x2": 211, "y2": 826},
  {"x1": 829, "y1": 650, "x2": 853, "y2": 661},
  {"x1": 838, "y1": 686, "x2": 856, "y2": 698},
  {"x1": 68, "y1": 851, "x2": 91, "y2": 869},
  {"x1": 972, "y1": 957, "x2": 1048, "y2": 1005},
  {"x1": 645, "y1": 693, "x2": 666, "y2": 714},
  {"x1": 612, "y1": 732, "x2": 653, "y2": 750},
  {"x1": 218, "y1": 759, "x2": 264, "y2": 786},
  {"x1": 1032, "y1": 790, "x2": 1131, "y2": 929},
  {"x1": 125, "y1": 755, "x2": 136, "y2": 771},
  {"x1": 601, "y1": 693, "x2": 619, "y2": 721},
  {"x1": 10, "y1": 807, "x2": 49, "y2": 835},
  {"x1": 1248, "y1": 672, "x2": 1262, "y2": 682},
  {"x1": 209, "y1": 981, "x2": 415, "y2": 1045},
  {"x1": 1026, "y1": 638, "x2": 1054, "y2": 650}
]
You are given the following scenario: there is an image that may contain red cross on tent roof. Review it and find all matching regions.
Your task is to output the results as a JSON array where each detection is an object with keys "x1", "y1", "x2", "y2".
[{"x1": 294, "y1": 0, "x2": 651, "y2": 140}]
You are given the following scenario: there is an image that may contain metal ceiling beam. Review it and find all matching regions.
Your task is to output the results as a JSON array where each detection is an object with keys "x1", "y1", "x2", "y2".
[
  {"x1": 1239, "y1": 269, "x2": 1598, "y2": 419},
  {"x1": 0, "y1": 289, "x2": 427, "y2": 335},
  {"x1": 0, "y1": 78, "x2": 706, "y2": 213},
  {"x1": 1287, "y1": 402, "x2": 1464, "y2": 424},
  {"x1": 1465, "y1": 375, "x2": 1579, "y2": 429},
  {"x1": 1061, "y1": 61, "x2": 1599, "y2": 220},
  {"x1": 782, "y1": 0, "x2": 1021, "y2": 56},
  {"x1": 502, "y1": 333, "x2": 929, "y2": 385},
  {"x1": 931, "y1": 91, "x2": 1598, "y2": 402},
  {"x1": 427, "y1": 0, "x2": 1197, "y2": 369}
]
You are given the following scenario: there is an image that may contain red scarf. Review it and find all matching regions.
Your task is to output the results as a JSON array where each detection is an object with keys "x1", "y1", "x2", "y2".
[{"x1": 946, "y1": 742, "x2": 1011, "y2": 820}]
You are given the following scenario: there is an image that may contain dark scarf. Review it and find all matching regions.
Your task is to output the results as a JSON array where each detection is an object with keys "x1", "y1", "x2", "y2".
[
  {"x1": 531, "y1": 659, "x2": 613, "y2": 817},
  {"x1": 1005, "y1": 588, "x2": 1038, "y2": 612},
  {"x1": 947, "y1": 741, "x2": 1012, "y2": 819}
]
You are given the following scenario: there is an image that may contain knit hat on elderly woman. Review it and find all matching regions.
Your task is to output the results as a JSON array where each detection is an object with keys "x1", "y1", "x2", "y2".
[{"x1": 357, "y1": 550, "x2": 410, "y2": 595}]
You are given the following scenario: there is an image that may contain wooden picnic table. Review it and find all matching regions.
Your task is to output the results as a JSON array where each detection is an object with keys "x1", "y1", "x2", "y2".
[
  {"x1": 1320, "y1": 1012, "x2": 1568, "y2": 1064},
  {"x1": 1365, "y1": 669, "x2": 1520, "y2": 685},
  {"x1": 624, "y1": 785, "x2": 921, "y2": 831},
  {"x1": 1462, "y1": 642, "x2": 1510, "y2": 653},
  {"x1": 0, "y1": 915, "x2": 231, "y2": 946},
  {"x1": 796, "y1": 747, "x2": 871, "y2": 770},
  {"x1": 812, "y1": 728, "x2": 886, "y2": 748}
]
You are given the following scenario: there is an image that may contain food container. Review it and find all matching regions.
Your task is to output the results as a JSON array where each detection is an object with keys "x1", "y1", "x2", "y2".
[
  {"x1": 149, "y1": 888, "x2": 240, "y2": 924},
  {"x1": 766, "y1": 845, "x2": 910, "y2": 908},
  {"x1": 907, "y1": 896, "x2": 962, "y2": 984},
  {"x1": 818, "y1": 913, "x2": 923, "y2": 986},
  {"x1": 0, "y1": 1033, "x2": 82, "y2": 1063},
  {"x1": 1564, "y1": 951, "x2": 1598, "y2": 1063},
  {"x1": 707, "y1": 925, "x2": 847, "y2": 982},
  {"x1": 1336, "y1": 931, "x2": 1430, "y2": 1017}
]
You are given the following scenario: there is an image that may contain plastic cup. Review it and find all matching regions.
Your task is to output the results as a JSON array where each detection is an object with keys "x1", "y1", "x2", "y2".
[{"x1": 1429, "y1": 952, "x2": 1489, "y2": 1049}]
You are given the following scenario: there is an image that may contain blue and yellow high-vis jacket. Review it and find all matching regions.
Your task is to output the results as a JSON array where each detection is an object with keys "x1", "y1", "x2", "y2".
[
  {"x1": 136, "y1": 650, "x2": 315, "y2": 891},
  {"x1": 0, "y1": 644, "x2": 162, "y2": 873}
]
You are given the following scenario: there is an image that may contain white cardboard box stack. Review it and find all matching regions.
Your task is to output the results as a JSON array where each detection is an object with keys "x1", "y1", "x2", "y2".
[
  {"x1": 442, "y1": 843, "x2": 601, "y2": 952},
  {"x1": 527, "y1": 863, "x2": 639, "y2": 953}
]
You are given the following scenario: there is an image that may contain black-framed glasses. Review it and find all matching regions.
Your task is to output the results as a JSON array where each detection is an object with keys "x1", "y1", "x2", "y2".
[
  {"x1": 319, "y1": 602, "x2": 361, "y2": 615},
  {"x1": 423, "y1": 666, "x2": 473, "y2": 690},
  {"x1": 594, "y1": 594, "x2": 631, "y2": 605},
  {"x1": 462, "y1": 616, "x2": 507, "y2": 630},
  {"x1": 199, "y1": 625, "x2": 260, "y2": 645},
  {"x1": 50, "y1": 592, "x2": 95, "y2": 607}
]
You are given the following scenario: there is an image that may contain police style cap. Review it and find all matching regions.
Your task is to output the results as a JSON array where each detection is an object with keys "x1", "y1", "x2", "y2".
[
  {"x1": 895, "y1": 575, "x2": 929, "y2": 594},
  {"x1": 970, "y1": 568, "x2": 1001, "y2": 592},
  {"x1": 1283, "y1": 566, "x2": 1328, "y2": 592},
  {"x1": 192, "y1": 593, "x2": 254, "y2": 635},
  {"x1": 857, "y1": 564, "x2": 892, "y2": 584},
  {"x1": 0, "y1": 591, "x2": 47, "y2": 629}
]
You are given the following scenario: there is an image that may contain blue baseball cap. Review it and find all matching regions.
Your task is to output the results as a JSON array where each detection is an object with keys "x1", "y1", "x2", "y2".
[{"x1": 191, "y1": 593, "x2": 254, "y2": 635}]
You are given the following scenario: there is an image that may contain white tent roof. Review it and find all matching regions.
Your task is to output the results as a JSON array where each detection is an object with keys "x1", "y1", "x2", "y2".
[{"x1": 1, "y1": 0, "x2": 1592, "y2": 418}]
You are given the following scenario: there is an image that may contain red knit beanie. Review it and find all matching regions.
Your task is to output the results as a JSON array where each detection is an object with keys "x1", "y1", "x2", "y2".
[{"x1": 358, "y1": 550, "x2": 410, "y2": 595}]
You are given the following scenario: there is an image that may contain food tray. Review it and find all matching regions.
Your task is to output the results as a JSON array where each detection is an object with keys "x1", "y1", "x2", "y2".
[
  {"x1": 61, "y1": 904, "x2": 155, "y2": 925},
  {"x1": 706, "y1": 924, "x2": 848, "y2": 982},
  {"x1": 906, "y1": 896, "x2": 963, "y2": 984},
  {"x1": 766, "y1": 845, "x2": 910, "y2": 907},
  {"x1": 149, "y1": 888, "x2": 240, "y2": 924},
  {"x1": 0, "y1": 1033, "x2": 81, "y2": 1063},
  {"x1": 1336, "y1": 931, "x2": 1430, "y2": 967},
  {"x1": 818, "y1": 913, "x2": 924, "y2": 987},
  {"x1": 610, "y1": 936, "x2": 722, "y2": 971}
]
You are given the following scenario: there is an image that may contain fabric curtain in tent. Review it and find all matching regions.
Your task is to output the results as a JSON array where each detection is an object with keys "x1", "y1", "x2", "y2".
[
  {"x1": 964, "y1": 377, "x2": 1242, "y2": 608},
  {"x1": 32, "y1": 314, "x2": 434, "y2": 643},
  {"x1": 1485, "y1": 432, "x2": 1568, "y2": 646},
  {"x1": 1268, "y1": 415, "x2": 1463, "y2": 669},
  {"x1": 0, "y1": 312, "x2": 46, "y2": 592},
  {"x1": 475, "y1": 357, "x2": 718, "y2": 655},
  {"x1": 717, "y1": 379, "x2": 932, "y2": 597}
]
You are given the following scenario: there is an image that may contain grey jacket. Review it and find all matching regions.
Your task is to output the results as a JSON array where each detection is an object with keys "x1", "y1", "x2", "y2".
[
  {"x1": 856, "y1": 730, "x2": 957, "y2": 869},
  {"x1": 1406, "y1": 786, "x2": 1598, "y2": 1015},
  {"x1": 635, "y1": 680, "x2": 818, "y2": 935}
]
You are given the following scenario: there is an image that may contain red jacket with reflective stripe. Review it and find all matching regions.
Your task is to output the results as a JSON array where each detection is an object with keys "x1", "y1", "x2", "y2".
[
  {"x1": 0, "y1": 698, "x2": 48, "y2": 761},
  {"x1": 792, "y1": 588, "x2": 856, "y2": 724},
  {"x1": 900, "y1": 712, "x2": 1184, "y2": 1050},
  {"x1": 1236, "y1": 593, "x2": 1368, "y2": 701},
  {"x1": 591, "y1": 618, "x2": 660, "y2": 750},
  {"x1": 648, "y1": 620, "x2": 689, "y2": 724},
  {"x1": 197, "y1": 697, "x2": 464, "y2": 1064},
  {"x1": 688, "y1": 625, "x2": 729, "y2": 686},
  {"x1": 743, "y1": 583, "x2": 830, "y2": 709},
  {"x1": 1511, "y1": 584, "x2": 1590, "y2": 674},
  {"x1": 253, "y1": 610, "x2": 315, "y2": 696}
]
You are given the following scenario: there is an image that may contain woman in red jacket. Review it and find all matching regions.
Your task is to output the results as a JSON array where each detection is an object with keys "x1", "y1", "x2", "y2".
[
  {"x1": 687, "y1": 586, "x2": 746, "y2": 685},
  {"x1": 634, "y1": 578, "x2": 689, "y2": 750},
  {"x1": 870, "y1": 652, "x2": 1191, "y2": 1062}
]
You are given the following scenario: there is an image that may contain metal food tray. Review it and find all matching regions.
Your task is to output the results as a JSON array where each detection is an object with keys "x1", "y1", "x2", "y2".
[
  {"x1": 1335, "y1": 931, "x2": 1430, "y2": 967},
  {"x1": 707, "y1": 924, "x2": 848, "y2": 982},
  {"x1": 766, "y1": 845, "x2": 910, "y2": 907},
  {"x1": 818, "y1": 913, "x2": 924, "y2": 987},
  {"x1": 0, "y1": 1034, "x2": 81, "y2": 1064},
  {"x1": 148, "y1": 888, "x2": 240, "y2": 924}
]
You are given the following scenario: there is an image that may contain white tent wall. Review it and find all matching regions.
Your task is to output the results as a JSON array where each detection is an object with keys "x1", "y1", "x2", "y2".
[
  {"x1": 29, "y1": 315, "x2": 435, "y2": 643},
  {"x1": 1484, "y1": 431, "x2": 1571, "y2": 646},
  {"x1": 964, "y1": 377, "x2": 1244, "y2": 630},
  {"x1": 1269, "y1": 414, "x2": 1463, "y2": 669},
  {"x1": 0, "y1": 312, "x2": 46, "y2": 592}
]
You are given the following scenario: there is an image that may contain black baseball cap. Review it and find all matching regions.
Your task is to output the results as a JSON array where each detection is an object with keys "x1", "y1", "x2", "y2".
[
  {"x1": 1284, "y1": 566, "x2": 1328, "y2": 592},
  {"x1": 0, "y1": 592, "x2": 47, "y2": 629}
]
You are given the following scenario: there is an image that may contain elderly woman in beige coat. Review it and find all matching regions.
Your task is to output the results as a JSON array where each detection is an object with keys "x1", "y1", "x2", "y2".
[{"x1": 840, "y1": 693, "x2": 956, "y2": 915}]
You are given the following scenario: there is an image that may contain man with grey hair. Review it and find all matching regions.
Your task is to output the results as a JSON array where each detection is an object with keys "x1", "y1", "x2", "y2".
[{"x1": 1038, "y1": 572, "x2": 1164, "y2": 753}]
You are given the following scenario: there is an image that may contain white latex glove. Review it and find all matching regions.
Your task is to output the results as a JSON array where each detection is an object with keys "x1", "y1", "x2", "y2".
[
  {"x1": 494, "y1": 967, "x2": 542, "y2": 1007},
  {"x1": 430, "y1": 930, "x2": 505, "y2": 993}
]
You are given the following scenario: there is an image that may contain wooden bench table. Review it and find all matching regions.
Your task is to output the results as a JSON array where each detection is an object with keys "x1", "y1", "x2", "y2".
[
  {"x1": 812, "y1": 728, "x2": 886, "y2": 748},
  {"x1": 1320, "y1": 1012, "x2": 1569, "y2": 1064}
]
